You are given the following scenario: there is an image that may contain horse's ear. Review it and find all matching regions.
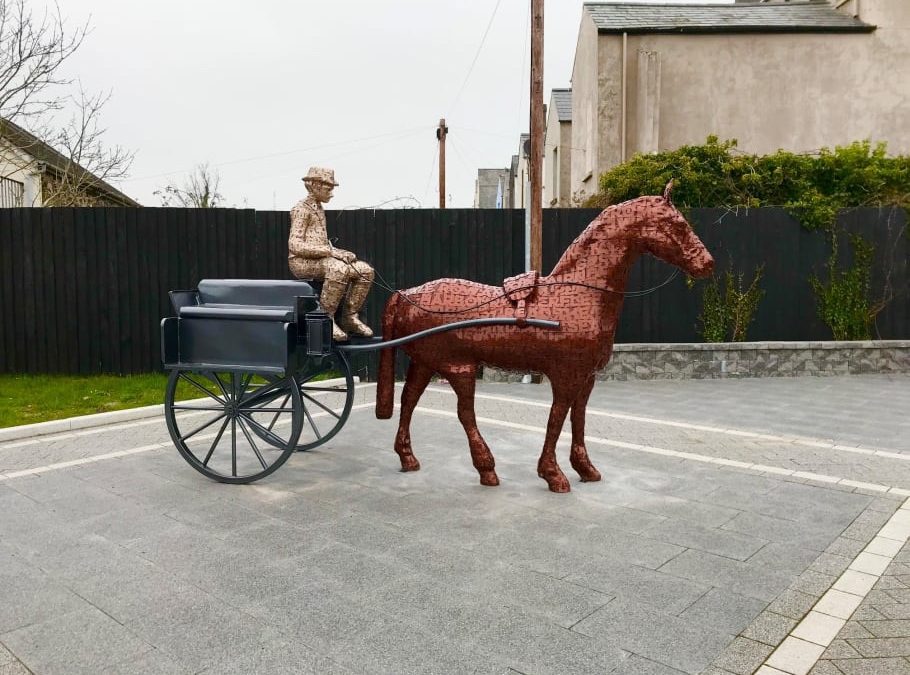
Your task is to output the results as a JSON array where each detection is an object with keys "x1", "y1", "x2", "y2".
[{"x1": 663, "y1": 180, "x2": 674, "y2": 203}]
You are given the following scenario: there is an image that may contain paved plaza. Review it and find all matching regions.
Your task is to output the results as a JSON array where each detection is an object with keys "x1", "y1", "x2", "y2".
[{"x1": 1, "y1": 374, "x2": 909, "y2": 674}]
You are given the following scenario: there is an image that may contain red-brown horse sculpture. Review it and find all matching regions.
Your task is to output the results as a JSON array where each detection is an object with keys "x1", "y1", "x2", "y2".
[{"x1": 375, "y1": 183, "x2": 714, "y2": 492}]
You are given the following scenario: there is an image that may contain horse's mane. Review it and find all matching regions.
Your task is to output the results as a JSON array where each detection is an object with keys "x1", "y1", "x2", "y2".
[{"x1": 548, "y1": 200, "x2": 625, "y2": 277}]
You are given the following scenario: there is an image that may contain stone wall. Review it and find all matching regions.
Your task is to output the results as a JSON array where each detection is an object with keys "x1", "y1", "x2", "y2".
[{"x1": 482, "y1": 341, "x2": 910, "y2": 382}]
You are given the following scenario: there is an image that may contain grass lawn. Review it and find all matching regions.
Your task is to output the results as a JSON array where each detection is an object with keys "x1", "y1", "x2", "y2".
[{"x1": 0, "y1": 373, "x2": 179, "y2": 428}]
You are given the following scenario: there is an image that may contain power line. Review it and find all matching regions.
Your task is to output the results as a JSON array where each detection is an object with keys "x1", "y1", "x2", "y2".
[
  {"x1": 422, "y1": 142, "x2": 439, "y2": 204},
  {"x1": 449, "y1": 0, "x2": 505, "y2": 113},
  {"x1": 123, "y1": 126, "x2": 429, "y2": 183}
]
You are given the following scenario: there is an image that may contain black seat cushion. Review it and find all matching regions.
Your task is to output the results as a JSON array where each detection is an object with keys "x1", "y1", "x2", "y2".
[
  {"x1": 197, "y1": 279, "x2": 317, "y2": 307},
  {"x1": 179, "y1": 305, "x2": 295, "y2": 322}
]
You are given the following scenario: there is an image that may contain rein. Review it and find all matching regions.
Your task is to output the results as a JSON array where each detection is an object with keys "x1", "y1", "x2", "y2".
[{"x1": 350, "y1": 262, "x2": 682, "y2": 317}]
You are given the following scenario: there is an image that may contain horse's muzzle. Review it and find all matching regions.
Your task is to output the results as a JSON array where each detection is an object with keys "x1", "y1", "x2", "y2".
[{"x1": 689, "y1": 254, "x2": 715, "y2": 279}]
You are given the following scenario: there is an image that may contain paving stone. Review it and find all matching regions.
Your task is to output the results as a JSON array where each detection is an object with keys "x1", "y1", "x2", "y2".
[
  {"x1": 860, "y1": 620, "x2": 910, "y2": 639},
  {"x1": 840, "y1": 622, "x2": 876, "y2": 639},
  {"x1": 742, "y1": 610, "x2": 799, "y2": 647},
  {"x1": 572, "y1": 599, "x2": 735, "y2": 674},
  {"x1": 4, "y1": 376, "x2": 910, "y2": 674},
  {"x1": 659, "y1": 549, "x2": 795, "y2": 602},
  {"x1": 794, "y1": 570, "x2": 839, "y2": 597},
  {"x1": 678, "y1": 587, "x2": 767, "y2": 635},
  {"x1": 0, "y1": 606, "x2": 154, "y2": 674},
  {"x1": 617, "y1": 653, "x2": 688, "y2": 674},
  {"x1": 832, "y1": 657, "x2": 910, "y2": 674},
  {"x1": 809, "y1": 553, "x2": 855, "y2": 577},
  {"x1": 822, "y1": 639, "x2": 863, "y2": 658},
  {"x1": 642, "y1": 517, "x2": 767, "y2": 561},
  {"x1": 767, "y1": 588, "x2": 821, "y2": 621},
  {"x1": 0, "y1": 662, "x2": 31, "y2": 675},
  {"x1": 848, "y1": 637, "x2": 910, "y2": 658},
  {"x1": 0, "y1": 552, "x2": 89, "y2": 635},
  {"x1": 809, "y1": 661, "x2": 844, "y2": 675},
  {"x1": 565, "y1": 560, "x2": 711, "y2": 615},
  {"x1": 827, "y1": 536, "x2": 868, "y2": 558},
  {"x1": 712, "y1": 637, "x2": 774, "y2": 675}
]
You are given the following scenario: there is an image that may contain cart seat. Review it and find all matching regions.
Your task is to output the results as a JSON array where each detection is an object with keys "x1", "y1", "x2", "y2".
[
  {"x1": 198, "y1": 279, "x2": 318, "y2": 307},
  {"x1": 178, "y1": 305, "x2": 296, "y2": 322}
]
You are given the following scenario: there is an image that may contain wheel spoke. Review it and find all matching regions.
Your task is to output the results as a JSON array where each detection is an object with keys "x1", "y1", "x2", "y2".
[
  {"x1": 241, "y1": 413, "x2": 290, "y2": 449},
  {"x1": 236, "y1": 407, "x2": 291, "y2": 414},
  {"x1": 211, "y1": 372, "x2": 230, "y2": 401},
  {"x1": 303, "y1": 403, "x2": 322, "y2": 439},
  {"x1": 239, "y1": 373, "x2": 253, "y2": 396},
  {"x1": 300, "y1": 391, "x2": 342, "y2": 420},
  {"x1": 299, "y1": 385, "x2": 347, "y2": 393},
  {"x1": 171, "y1": 405, "x2": 226, "y2": 412},
  {"x1": 178, "y1": 373, "x2": 225, "y2": 405},
  {"x1": 231, "y1": 417, "x2": 237, "y2": 477},
  {"x1": 202, "y1": 416, "x2": 231, "y2": 467},
  {"x1": 238, "y1": 418, "x2": 268, "y2": 470},
  {"x1": 240, "y1": 378, "x2": 289, "y2": 407},
  {"x1": 267, "y1": 394, "x2": 291, "y2": 432},
  {"x1": 179, "y1": 412, "x2": 227, "y2": 442}
]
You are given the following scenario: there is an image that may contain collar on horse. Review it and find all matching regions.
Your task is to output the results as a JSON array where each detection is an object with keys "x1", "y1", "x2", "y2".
[{"x1": 503, "y1": 271, "x2": 539, "y2": 328}]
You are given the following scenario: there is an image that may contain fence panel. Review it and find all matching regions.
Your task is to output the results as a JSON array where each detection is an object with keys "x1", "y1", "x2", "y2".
[{"x1": 0, "y1": 206, "x2": 906, "y2": 376}]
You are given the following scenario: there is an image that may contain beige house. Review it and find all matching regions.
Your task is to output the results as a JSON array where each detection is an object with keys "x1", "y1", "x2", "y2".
[
  {"x1": 0, "y1": 118, "x2": 139, "y2": 207},
  {"x1": 544, "y1": 89, "x2": 573, "y2": 207},
  {"x1": 512, "y1": 133, "x2": 531, "y2": 208},
  {"x1": 565, "y1": 0, "x2": 909, "y2": 202}
]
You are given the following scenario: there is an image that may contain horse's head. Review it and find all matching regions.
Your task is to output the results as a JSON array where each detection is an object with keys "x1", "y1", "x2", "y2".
[{"x1": 632, "y1": 181, "x2": 713, "y2": 278}]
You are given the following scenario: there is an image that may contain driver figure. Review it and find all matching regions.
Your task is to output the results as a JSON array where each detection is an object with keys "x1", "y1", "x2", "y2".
[{"x1": 288, "y1": 167, "x2": 374, "y2": 341}]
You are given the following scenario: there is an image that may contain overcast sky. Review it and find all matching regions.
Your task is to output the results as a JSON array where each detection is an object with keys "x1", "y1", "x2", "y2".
[{"x1": 57, "y1": 0, "x2": 731, "y2": 210}]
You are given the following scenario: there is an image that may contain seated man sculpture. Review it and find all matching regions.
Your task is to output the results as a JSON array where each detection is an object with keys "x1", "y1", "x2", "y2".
[{"x1": 288, "y1": 167, "x2": 374, "y2": 341}]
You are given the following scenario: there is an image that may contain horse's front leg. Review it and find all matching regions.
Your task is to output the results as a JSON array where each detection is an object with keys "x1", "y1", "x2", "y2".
[
  {"x1": 395, "y1": 362, "x2": 434, "y2": 472},
  {"x1": 569, "y1": 376, "x2": 602, "y2": 482},
  {"x1": 445, "y1": 368, "x2": 499, "y2": 487},
  {"x1": 537, "y1": 381, "x2": 576, "y2": 493}
]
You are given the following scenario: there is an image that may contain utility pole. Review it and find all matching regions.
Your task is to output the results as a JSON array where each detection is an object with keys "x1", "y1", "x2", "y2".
[
  {"x1": 529, "y1": 0, "x2": 544, "y2": 272},
  {"x1": 437, "y1": 118, "x2": 448, "y2": 208}
]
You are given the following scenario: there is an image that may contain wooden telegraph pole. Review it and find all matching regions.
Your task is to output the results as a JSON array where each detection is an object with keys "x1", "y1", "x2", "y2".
[
  {"x1": 437, "y1": 118, "x2": 448, "y2": 208},
  {"x1": 529, "y1": 0, "x2": 543, "y2": 272}
]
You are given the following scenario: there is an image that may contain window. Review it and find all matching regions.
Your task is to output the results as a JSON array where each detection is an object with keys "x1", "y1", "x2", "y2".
[{"x1": 0, "y1": 176, "x2": 24, "y2": 207}]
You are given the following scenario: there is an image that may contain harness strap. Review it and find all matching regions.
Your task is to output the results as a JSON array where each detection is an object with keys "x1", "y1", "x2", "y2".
[{"x1": 503, "y1": 271, "x2": 539, "y2": 328}]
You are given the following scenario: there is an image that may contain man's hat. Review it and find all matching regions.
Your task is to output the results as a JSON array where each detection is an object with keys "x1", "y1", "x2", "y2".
[{"x1": 302, "y1": 167, "x2": 339, "y2": 186}]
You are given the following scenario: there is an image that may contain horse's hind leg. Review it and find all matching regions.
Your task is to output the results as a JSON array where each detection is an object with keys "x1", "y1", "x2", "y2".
[
  {"x1": 445, "y1": 368, "x2": 499, "y2": 487},
  {"x1": 569, "y1": 376, "x2": 602, "y2": 482},
  {"x1": 395, "y1": 361, "x2": 434, "y2": 472}
]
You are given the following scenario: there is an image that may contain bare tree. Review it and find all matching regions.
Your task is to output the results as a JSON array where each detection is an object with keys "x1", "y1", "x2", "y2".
[
  {"x1": 39, "y1": 87, "x2": 135, "y2": 206},
  {"x1": 0, "y1": 2, "x2": 135, "y2": 205},
  {"x1": 0, "y1": 0, "x2": 88, "y2": 123},
  {"x1": 155, "y1": 163, "x2": 225, "y2": 208}
]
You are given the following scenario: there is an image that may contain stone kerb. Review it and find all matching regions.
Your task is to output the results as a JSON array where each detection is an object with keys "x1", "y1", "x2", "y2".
[{"x1": 482, "y1": 341, "x2": 910, "y2": 382}]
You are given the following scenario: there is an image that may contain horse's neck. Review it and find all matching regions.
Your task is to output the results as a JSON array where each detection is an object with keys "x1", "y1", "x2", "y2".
[{"x1": 547, "y1": 210, "x2": 638, "y2": 289}]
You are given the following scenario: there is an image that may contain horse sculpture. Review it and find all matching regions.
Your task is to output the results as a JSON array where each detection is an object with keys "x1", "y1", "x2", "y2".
[{"x1": 375, "y1": 182, "x2": 714, "y2": 492}]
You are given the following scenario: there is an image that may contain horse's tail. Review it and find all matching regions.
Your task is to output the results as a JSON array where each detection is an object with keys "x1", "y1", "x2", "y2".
[{"x1": 375, "y1": 293, "x2": 399, "y2": 419}]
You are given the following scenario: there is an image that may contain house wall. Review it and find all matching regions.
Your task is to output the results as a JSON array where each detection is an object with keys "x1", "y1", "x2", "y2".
[
  {"x1": 513, "y1": 147, "x2": 529, "y2": 208},
  {"x1": 0, "y1": 140, "x2": 42, "y2": 206},
  {"x1": 544, "y1": 117, "x2": 573, "y2": 207},
  {"x1": 474, "y1": 168, "x2": 512, "y2": 208},
  {"x1": 570, "y1": 2, "x2": 910, "y2": 198},
  {"x1": 569, "y1": 14, "x2": 601, "y2": 204}
]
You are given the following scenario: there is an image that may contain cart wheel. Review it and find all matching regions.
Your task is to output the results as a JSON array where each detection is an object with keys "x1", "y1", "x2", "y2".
[
  {"x1": 164, "y1": 370, "x2": 303, "y2": 484},
  {"x1": 249, "y1": 351, "x2": 355, "y2": 452}
]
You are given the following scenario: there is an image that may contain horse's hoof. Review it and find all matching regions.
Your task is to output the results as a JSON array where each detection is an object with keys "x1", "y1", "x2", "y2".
[
  {"x1": 479, "y1": 471, "x2": 500, "y2": 487},
  {"x1": 542, "y1": 472, "x2": 571, "y2": 493},
  {"x1": 399, "y1": 455, "x2": 421, "y2": 472},
  {"x1": 578, "y1": 467, "x2": 602, "y2": 482}
]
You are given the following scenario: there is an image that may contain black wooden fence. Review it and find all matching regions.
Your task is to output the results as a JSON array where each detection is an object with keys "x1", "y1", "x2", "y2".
[{"x1": 1, "y1": 206, "x2": 906, "y2": 376}]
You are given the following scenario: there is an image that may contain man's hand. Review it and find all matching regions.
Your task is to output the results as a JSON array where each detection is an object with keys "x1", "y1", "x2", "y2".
[{"x1": 334, "y1": 250, "x2": 356, "y2": 264}]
